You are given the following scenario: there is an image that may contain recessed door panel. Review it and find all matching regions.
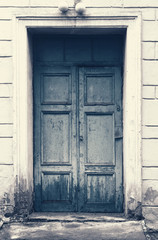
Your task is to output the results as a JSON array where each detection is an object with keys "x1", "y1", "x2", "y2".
[
  {"x1": 41, "y1": 112, "x2": 71, "y2": 164},
  {"x1": 41, "y1": 74, "x2": 71, "y2": 104},
  {"x1": 86, "y1": 173, "x2": 115, "y2": 204},
  {"x1": 34, "y1": 37, "x2": 64, "y2": 62},
  {"x1": 86, "y1": 113, "x2": 114, "y2": 164},
  {"x1": 85, "y1": 75, "x2": 114, "y2": 105},
  {"x1": 65, "y1": 38, "x2": 91, "y2": 62},
  {"x1": 42, "y1": 172, "x2": 71, "y2": 202}
]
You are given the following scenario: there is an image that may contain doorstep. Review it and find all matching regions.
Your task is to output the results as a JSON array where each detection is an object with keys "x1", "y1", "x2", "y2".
[
  {"x1": 28, "y1": 212, "x2": 127, "y2": 222},
  {"x1": 0, "y1": 216, "x2": 147, "y2": 240}
]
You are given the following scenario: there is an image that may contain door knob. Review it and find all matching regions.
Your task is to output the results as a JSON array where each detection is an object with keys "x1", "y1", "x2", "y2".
[{"x1": 79, "y1": 136, "x2": 83, "y2": 141}]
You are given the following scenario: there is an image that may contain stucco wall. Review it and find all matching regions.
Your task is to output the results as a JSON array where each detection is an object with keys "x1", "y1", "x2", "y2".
[{"x1": 0, "y1": 0, "x2": 158, "y2": 229}]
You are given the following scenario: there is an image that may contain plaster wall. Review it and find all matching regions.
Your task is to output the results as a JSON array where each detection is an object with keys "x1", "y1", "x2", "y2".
[{"x1": 0, "y1": 0, "x2": 158, "y2": 230}]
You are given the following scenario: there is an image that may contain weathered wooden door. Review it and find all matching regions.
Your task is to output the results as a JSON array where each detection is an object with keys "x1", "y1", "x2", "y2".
[
  {"x1": 33, "y1": 35, "x2": 123, "y2": 212},
  {"x1": 34, "y1": 65, "x2": 123, "y2": 212}
]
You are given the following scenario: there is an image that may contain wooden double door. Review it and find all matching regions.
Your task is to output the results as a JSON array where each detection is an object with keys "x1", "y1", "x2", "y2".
[{"x1": 34, "y1": 64, "x2": 123, "y2": 212}]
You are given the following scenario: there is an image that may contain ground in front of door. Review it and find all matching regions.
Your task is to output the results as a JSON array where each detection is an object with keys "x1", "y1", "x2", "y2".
[{"x1": 0, "y1": 213, "x2": 151, "y2": 240}]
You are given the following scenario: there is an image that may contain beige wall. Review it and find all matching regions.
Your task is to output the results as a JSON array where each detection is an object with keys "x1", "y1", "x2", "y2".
[{"x1": 0, "y1": 0, "x2": 158, "y2": 229}]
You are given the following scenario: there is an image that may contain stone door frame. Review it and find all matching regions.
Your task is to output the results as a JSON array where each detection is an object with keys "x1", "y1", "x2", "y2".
[{"x1": 13, "y1": 11, "x2": 142, "y2": 216}]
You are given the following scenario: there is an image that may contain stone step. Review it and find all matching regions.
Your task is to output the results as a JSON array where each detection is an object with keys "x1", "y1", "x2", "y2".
[
  {"x1": 0, "y1": 220, "x2": 147, "y2": 240},
  {"x1": 28, "y1": 212, "x2": 128, "y2": 223}
]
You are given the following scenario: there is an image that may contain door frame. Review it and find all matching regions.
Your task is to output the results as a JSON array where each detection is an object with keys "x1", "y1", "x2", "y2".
[{"x1": 13, "y1": 11, "x2": 142, "y2": 216}]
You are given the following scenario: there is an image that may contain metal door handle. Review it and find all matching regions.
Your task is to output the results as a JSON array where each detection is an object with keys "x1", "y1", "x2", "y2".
[
  {"x1": 117, "y1": 105, "x2": 120, "y2": 112},
  {"x1": 79, "y1": 136, "x2": 83, "y2": 141}
]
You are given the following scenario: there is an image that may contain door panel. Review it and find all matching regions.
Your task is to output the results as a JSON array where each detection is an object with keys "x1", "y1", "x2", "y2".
[
  {"x1": 41, "y1": 172, "x2": 71, "y2": 201},
  {"x1": 41, "y1": 112, "x2": 70, "y2": 164},
  {"x1": 86, "y1": 173, "x2": 115, "y2": 203},
  {"x1": 86, "y1": 113, "x2": 114, "y2": 164},
  {"x1": 78, "y1": 67, "x2": 123, "y2": 212},
  {"x1": 41, "y1": 74, "x2": 71, "y2": 104},
  {"x1": 85, "y1": 75, "x2": 114, "y2": 105},
  {"x1": 65, "y1": 38, "x2": 91, "y2": 62}
]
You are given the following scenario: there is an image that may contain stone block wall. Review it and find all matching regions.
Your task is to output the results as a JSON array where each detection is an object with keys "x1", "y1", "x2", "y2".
[
  {"x1": 0, "y1": 6, "x2": 14, "y2": 216},
  {"x1": 0, "y1": 0, "x2": 158, "y2": 229}
]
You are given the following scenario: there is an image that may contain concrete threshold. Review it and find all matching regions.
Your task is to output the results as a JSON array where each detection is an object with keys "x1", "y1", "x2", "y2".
[{"x1": 28, "y1": 212, "x2": 128, "y2": 223}]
